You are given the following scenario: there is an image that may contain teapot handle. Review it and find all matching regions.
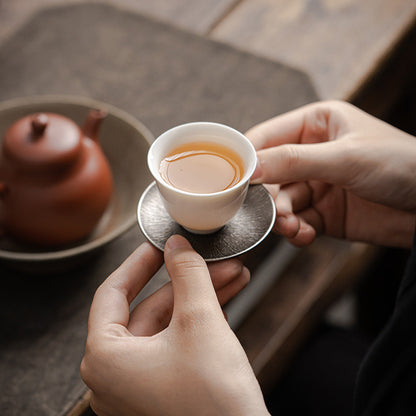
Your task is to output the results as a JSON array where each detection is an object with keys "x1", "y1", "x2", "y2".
[{"x1": 82, "y1": 109, "x2": 107, "y2": 143}]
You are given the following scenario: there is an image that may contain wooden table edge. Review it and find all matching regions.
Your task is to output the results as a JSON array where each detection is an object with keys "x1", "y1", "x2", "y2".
[
  {"x1": 64, "y1": 390, "x2": 91, "y2": 416},
  {"x1": 346, "y1": 9, "x2": 416, "y2": 104}
]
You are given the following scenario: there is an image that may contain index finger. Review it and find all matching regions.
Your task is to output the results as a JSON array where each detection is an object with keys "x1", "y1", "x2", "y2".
[
  {"x1": 88, "y1": 242, "x2": 163, "y2": 336},
  {"x1": 245, "y1": 102, "x2": 331, "y2": 150}
]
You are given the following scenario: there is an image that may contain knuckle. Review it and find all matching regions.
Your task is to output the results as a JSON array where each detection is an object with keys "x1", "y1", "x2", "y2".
[
  {"x1": 240, "y1": 267, "x2": 251, "y2": 287},
  {"x1": 175, "y1": 303, "x2": 215, "y2": 331},
  {"x1": 171, "y1": 252, "x2": 206, "y2": 276},
  {"x1": 280, "y1": 144, "x2": 301, "y2": 173},
  {"x1": 80, "y1": 336, "x2": 113, "y2": 389},
  {"x1": 308, "y1": 100, "x2": 354, "y2": 137},
  {"x1": 306, "y1": 107, "x2": 330, "y2": 138},
  {"x1": 319, "y1": 100, "x2": 357, "y2": 122},
  {"x1": 226, "y1": 259, "x2": 244, "y2": 278},
  {"x1": 80, "y1": 354, "x2": 97, "y2": 389},
  {"x1": 93, "y1": 282, "x2": 108, "y2": 301},
  {"x1": 79, "y1": 357, "x2": 89, "y2": 382}
]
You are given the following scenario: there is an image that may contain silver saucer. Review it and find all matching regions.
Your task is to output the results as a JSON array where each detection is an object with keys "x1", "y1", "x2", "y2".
[{"x1": 137, "y1": 182, "x2": 276, "y2": 261}]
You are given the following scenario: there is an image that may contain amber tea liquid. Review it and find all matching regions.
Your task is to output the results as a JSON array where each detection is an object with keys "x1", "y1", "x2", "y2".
[{"x1": 159, "y1": 141, "x2": 244, "y2": 194}]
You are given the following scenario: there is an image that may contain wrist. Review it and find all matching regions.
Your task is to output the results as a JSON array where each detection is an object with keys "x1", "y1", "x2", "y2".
[{"x1": 211, "y1": 372, "x2": 270, "y2": 416}]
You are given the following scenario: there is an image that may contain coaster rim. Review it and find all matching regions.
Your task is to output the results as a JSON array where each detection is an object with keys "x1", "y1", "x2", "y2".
[{"x1": 137, "y1": 182, "x2": 276, "y2": 261}]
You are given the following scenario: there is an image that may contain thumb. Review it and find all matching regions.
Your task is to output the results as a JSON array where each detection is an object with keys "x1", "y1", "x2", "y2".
[
  {"x1": 164, "y1": 235, "x2": 223, "y2": 322},
  {"x1": 251, "y1": 140, "x2": 348, "y2": 186}
]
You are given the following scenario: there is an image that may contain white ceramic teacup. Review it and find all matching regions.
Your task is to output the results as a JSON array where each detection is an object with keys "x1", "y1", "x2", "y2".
[{"x1": 147, "y1": 122, "x2": 257, "y2": 234}]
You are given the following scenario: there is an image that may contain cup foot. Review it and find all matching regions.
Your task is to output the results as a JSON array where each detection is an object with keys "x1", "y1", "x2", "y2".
[{"x1": 182, "y1": 225, "x2": 223, "y2": 235}]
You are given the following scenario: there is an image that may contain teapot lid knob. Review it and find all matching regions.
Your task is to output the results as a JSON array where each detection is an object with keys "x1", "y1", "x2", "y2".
[
  {"x1": 31, "y1": 114, "x2": 49, "y2": 137},
  {"x1": 2, "y1": 112, "x2": 82, "y2": 170}
]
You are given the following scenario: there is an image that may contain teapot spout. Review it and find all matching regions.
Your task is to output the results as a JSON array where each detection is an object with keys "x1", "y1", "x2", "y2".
[{"x1": 82, "y1": 109, "x2": 107, "y2": 143}]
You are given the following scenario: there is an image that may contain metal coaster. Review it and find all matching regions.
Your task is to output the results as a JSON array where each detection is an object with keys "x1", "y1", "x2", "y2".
[{"x1": 137, "y1": 182, "x2": 276, "y2": 261}]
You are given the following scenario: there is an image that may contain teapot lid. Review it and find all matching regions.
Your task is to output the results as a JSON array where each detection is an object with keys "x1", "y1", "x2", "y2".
[{"x1": 2, "y1": 113, "x2": 82, "y2": 170}]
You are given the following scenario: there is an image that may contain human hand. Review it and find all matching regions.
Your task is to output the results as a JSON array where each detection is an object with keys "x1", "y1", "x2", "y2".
[
  {"x1": 247, "y1": 101, "x2": 416, "y2": 248},
  {"x1": 81, "y1": 235, "x2": 269, "y2": 416}
]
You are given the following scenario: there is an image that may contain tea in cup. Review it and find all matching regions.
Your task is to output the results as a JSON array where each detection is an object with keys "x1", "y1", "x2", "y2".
[{"x1": 147, "y1": 122, "x2": 257, "y2": 234}]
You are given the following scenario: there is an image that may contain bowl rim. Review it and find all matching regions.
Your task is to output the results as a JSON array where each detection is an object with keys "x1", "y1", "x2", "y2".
[
  {"x1": 148, "y1": 121, "x2": 257, "y2": 198},
  {"x1": 0, "y1": 94, "x2": 154, "y2": 262}
]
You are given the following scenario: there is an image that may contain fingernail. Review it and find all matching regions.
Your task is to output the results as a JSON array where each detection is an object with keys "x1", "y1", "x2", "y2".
[
  {"x1": 165, "y1": 234, "x2": 189, "y2": 251},
  {"x1": 250, "y1": 160, "x2": 262, "y2": 184}
]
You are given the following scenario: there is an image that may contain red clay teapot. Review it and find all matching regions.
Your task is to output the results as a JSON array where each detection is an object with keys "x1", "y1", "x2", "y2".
[{"x1": 0, "y1": 109, "x2": 113, "y2": 246}]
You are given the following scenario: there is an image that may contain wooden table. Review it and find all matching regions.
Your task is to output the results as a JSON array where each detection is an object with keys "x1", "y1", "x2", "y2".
[{"x1": 1, "y1": 1, "x2": 415, "y2": 415}]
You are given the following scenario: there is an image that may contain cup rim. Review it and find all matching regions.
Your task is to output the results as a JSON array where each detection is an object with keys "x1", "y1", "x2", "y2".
[{"x1": 147, "y1": 121, "x2": 257, "y2": 197}]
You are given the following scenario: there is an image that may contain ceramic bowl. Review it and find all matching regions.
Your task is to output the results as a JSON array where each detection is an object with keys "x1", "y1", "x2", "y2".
[{"x1": 0, "y1": 95, "x2": 154, "y2": 273}]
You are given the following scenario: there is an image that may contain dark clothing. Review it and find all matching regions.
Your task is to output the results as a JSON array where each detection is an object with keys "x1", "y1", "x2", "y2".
[
  {"x1": 265, "y1": 324, "x2": 371, "y2": 416},
  {"x1": 266, "y1": 227, "x2": 416, "y2": 415},
  {"x1": 353, "y1": 228, "x2": 416, "y2": 415}
]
